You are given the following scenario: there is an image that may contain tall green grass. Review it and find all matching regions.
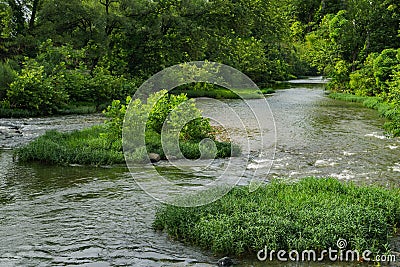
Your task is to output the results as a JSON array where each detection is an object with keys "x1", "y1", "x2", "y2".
[
  {"x1": 171, "y1": 87, "x2": 275, "y2": 99},
  {"x1": 0, "y1": 103, "x2": 100, "y2": 118},
  {"x1": 15, "y1": 126, "x2": 125, "y2": 166},
  {"x1": 154, "y1": 177, "x2": 400, "y2": 257}
]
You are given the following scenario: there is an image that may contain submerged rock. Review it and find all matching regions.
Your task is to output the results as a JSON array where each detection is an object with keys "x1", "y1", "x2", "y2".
[
  {"x1": 217, "y1": 257, "x2": 234, "y2": 266},
  {"x1": 0, "y1": 125, "x2": 23, "y2": 139}
]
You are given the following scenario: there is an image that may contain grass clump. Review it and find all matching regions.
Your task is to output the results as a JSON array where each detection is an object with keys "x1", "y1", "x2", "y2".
[
  {"x1": 15, "y1": 126, "x2": 125, "y2": 166},
  {"x1": 170, "y1": 84, "x2": 275, "y2": 100},
  {"x1": 0, "y1": 107, "x2": 40, "y2": 118},
  {"x1": 153, "y1": 177, "x2": 400, "y2": 257}
]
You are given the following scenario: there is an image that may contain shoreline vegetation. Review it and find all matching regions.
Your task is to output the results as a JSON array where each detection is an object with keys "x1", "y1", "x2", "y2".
[
  {"x1": 154, "y1": 177, "x2": 400, "y2": 258},
  {"x1": 0, "y1": 85, "x2": 278, "y2": 118},
  {"x1": 170, "y1": 86, "x2": 276, "y2": 100}
]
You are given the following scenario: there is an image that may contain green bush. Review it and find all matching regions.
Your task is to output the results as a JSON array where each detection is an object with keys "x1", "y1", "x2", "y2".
[
  {"x1": 0, "y1": 61, "x2": 17, "y2": 100},
  {"x1": 86, "y1": 66, "x2": 137, "y2": 104},
  {"x1": 7, "y1": 60, "x2": 69, "y2": 114},
  {"x1": 104, "y1": 90, "x2": 240, "y2": 162},
  {"x1": 154, "y1": 178, "x2": 400, "y2": 256},
  {"x1": 349, "y1": 49, "x2": 400, "y2": 99},
  {"x1": 1, "y1": 40, "x2": 138, "y2": 116}
]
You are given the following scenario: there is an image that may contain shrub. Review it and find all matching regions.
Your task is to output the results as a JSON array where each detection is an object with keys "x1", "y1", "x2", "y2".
[
  {"x1": 86, "y1": 66, "x2": 137, "y2": 104},
  {"x1": 0, "y1": 61, "x2": 17, "y2": 100},
  {"x1": 349, "y1": 49, "x2": 400, "y2": 98},
  {"x1": 105, "y1": 90, "x2": 239, "y2": 162},
  {"x1": 7, "y1": 60, "x2": 69, "y2": 114}
]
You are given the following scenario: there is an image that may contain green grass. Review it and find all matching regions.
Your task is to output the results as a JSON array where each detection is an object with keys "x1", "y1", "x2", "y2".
[
  {"x1": 16, "y1": 126, "x2": 240, "y2": 166},
  {"x1": 171, "y1": 87, "x2": 275, "y2": 99},
  {"x1": 153, "y1": 177, "x2": 400, "y2": 257},
  {"x1": 0, "y1": 107, "x2": 40, "y2": 118},
  {"x1": 15, "y1": 126, "x2": 125, "y2": 166},
  {"x1": 0, "y1": 102, "x2": 107, "y2": 118},
  {"x1": 329, "y1": 93, "x2": 400, "y2": 136},
  {"x1": 56, "y1": 102, "x2": 98, "y2": 115}
]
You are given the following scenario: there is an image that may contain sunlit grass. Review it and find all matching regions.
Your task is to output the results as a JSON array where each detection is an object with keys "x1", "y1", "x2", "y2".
[{"x1": 15, "y1": 126, "x2": 125, "y2": 166}]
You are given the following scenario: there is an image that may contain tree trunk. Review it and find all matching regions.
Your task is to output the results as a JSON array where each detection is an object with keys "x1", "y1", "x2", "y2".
[{"x1": 29, "y1": 0, "x2": 40, "y2": 31}]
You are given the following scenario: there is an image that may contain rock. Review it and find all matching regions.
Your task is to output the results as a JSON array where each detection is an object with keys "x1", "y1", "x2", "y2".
[
  {"x1": 217, "y1": 257, "x2": 234, "y2": 266},
  {"x1": 148, "y1": 153, "x2": 161, "y2": 163},
  {"x1": 0, "y1": 125, "x2": 23, "y2": 139}
]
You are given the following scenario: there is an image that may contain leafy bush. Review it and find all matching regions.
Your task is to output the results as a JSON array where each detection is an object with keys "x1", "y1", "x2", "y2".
[
  {"x1": 105, "y1": 90, "x2": 239, "y2": 162},
  {"x1": 349, "y1": 53, "x2": 377, "y2": 96},
  {"x1": 86, "y1": 66, "x2": 137, "y2": 104},
  {"x1": 7, "y1": 59, "x2": 69, "y2": 114},
  {"x1": 154, "y1": 178, "x2": 400, "y2": 256},
  {"x1": 2, "y1": 40, "x2": 138, "y2": 116},
  {"x1": 103, "y1": 96, "x2": 131, "y2": 146},
  {"x1": 105, "y1": 90, "x2": 214, "y2": 143},
  {"x1": 0, "y1": 61, "x2": 17, "y2": 100},
  {"x1": 349, "y1": 49, "x2": 400, "y2": 98}
]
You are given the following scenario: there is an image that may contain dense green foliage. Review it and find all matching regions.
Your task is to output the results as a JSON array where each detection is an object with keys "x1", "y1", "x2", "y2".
[
  {"x1": 154, "y1": 177, "x2": 400, "y2": 256},
  {"x1": 1, "y1": 41, "x2": 137, "y2": 115},
  {"x1": 0, "y1": 0, "x2": 312, "y2": 116},
  {"x1": 16, "y1": 90, "x2": 238, "y2": 165},
  {"x1": 106, "y1": 90, "x2": 238, "y2": 162}
]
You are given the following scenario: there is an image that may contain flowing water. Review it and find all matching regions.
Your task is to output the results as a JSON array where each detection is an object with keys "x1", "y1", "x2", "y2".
[{"x1": 0, "y1": 78, "x2": 399, "y2": 266}]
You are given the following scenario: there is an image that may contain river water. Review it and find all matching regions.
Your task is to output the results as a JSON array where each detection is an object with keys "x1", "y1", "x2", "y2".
[{"x1": 0, "y1": 79, "x2": 399, "y2": 266}]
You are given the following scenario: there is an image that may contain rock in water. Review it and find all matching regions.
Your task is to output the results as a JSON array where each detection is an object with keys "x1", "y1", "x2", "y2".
[
  {"x1": 148, "y1": 153, "x2": 161, "y2": 163},
  {"x1": 217, "y1": 257, "x2": 234, "y2": 266}
]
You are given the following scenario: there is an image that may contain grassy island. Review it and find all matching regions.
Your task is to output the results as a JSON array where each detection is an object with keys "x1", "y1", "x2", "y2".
[
  {"x1": 154, "y1": 177, "x2": 400, "y2": 258},
  {"x1": 15, "y1": 91, "x2": 239, "y2": 166}
]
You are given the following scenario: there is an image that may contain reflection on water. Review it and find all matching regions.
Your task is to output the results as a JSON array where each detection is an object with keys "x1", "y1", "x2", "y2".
[{"x1": 0, "y1": 81, "x2": 399, "y2": 266}]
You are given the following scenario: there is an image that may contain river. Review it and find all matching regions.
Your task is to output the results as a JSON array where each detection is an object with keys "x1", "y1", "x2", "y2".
[{"x1": 0, "y1": 79, "x2": 399, "y2": 266}]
